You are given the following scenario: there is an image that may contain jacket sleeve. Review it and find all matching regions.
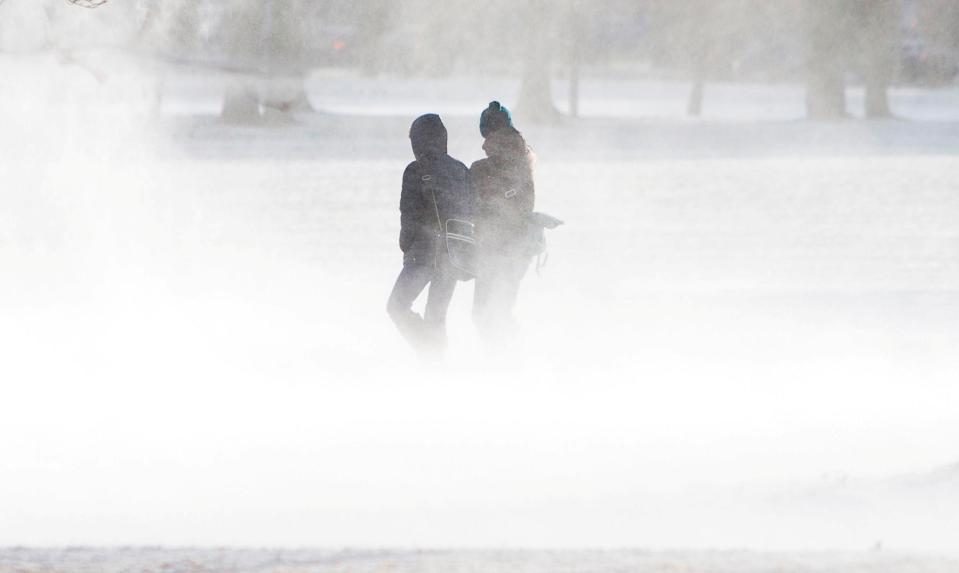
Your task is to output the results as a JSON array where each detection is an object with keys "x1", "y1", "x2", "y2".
[
  {"x1": 522, "y1": 174, "x2": 535, "y2": 215},
  {"x1": 467, "y1": 162, "x2": 491, "y2": 221},
  {"x1": 399, "y1": 163, "x2": 419, "y2": 252}
]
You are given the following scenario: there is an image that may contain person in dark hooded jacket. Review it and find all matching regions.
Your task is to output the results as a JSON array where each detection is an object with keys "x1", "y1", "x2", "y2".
[
  {"x1": 387, "y1": 114, "x2": 470, "y2": 353},
  {"x1": 469, "y1": 102, "x2": 535, "y2": 336}
]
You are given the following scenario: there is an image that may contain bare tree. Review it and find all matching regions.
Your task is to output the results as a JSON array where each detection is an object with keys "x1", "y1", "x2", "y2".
[{"x1": 67, "y1": 0, "x2": 109, "y2": 7}]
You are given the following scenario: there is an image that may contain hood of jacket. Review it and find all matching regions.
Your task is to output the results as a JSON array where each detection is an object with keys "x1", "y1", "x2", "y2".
[
  {"x1": 409, "y1": 114, "x2": 448, "y2": 160},
  {"x1": 482, "y1": 126, "x2": 528, "y2": 164}
]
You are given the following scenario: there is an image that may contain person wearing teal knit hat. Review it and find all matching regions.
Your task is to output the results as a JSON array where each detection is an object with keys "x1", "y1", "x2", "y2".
[
  {"x1": 469, "y1": 101, "x2": 535, "y2": 341},
  {"x1": 479, "y1": 101, "x2": 513, "y2": 138}
]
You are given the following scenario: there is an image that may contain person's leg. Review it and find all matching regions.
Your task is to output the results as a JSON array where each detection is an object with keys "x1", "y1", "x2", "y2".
[
  {"x1": 422, "y1": 264, "x2": 457, "y2": 351},
  {"x1": 387, "y1": 263, "x2": 432, "y2": 348},
  {"x1": 474, "y1": 254, "x2": 531, "y2": 344},
  {"x1": 472, "y1": 253, "x2": 500, "y2": 334},
  {"x1": 499, "y1": 255, "x2": 532, "y2": 315}
]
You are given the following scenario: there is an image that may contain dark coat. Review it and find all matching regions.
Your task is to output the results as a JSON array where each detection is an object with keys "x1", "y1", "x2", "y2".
[
  {"x1": 399, "y1": 115, "x2": 469, "y2": 266},
  {"x1": 468, "y1": 129, "x2": 534, "y2": 255}
]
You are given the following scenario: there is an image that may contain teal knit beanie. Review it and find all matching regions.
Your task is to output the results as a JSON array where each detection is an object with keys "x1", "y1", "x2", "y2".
[{"x1": 480, "y1": 101, "x2": 513, "y2": 138}]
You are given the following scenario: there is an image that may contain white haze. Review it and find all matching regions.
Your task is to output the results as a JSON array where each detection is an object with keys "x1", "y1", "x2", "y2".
[{"x1": 1, "y1": 0, "x2": 958, "y2": 557}]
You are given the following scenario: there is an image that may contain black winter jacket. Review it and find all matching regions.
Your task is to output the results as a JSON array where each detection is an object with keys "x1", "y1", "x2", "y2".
[
  {"x1": 399, "y1": 115, "x2": 470, "y2": 266},
  {"x1": 468, "y1": 129, "x2": 534, "y2": 255}
]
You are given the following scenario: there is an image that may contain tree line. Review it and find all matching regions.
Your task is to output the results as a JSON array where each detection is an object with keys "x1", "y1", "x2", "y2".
[{"x1": 4, "y1": 0, "x2": 957, "y2": 121}]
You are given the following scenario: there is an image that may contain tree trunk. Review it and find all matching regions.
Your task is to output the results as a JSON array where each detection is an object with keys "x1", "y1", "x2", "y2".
[
  {"x1": 860, "y1": 0, "x2": 898, "y2": 118},
  {"x1": 684, "y1": 0, "x2": 711, "y2": 118},
  {"x1": 221, "y1": 81, "x2": 261, "y2": 123},
  {"x1": 567, "y1": 0, "x2": 583, "y2": 118},
  {"x1": 568, "y1": 62, "x2": 580, "y2": 118},
  {"x1": 518, "y1": 63, "x2": 558, "y2": 123},
  {"x1": 357, "y1": 0, "x2": 391, "y2": 76},
  {"x1": 804, "y1": 0, "x2": 848, "y2": 119},
  {"x1": 516, "y1": 0, "x2": 561, "y2": 123},
  {"x1": 687, "y1": 79, "x2": 705, "y2": 117},
  {"x1": 261, "y1": 75, "x2": 315, "y2": 121},
  {"x1": 864, "y1": 68, "x2": 892, "y2": 119},
  {"x1": 285, "y1": 86, "x2": 315, "y2": 114},
  {"x1": 135, "y1": 2, "x2": 166, "y2": 117}
]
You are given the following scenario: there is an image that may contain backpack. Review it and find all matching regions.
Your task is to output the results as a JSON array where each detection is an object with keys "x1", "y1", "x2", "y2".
[{"x1": 525, "y1": 211, "x2": 564, "y2": 270}]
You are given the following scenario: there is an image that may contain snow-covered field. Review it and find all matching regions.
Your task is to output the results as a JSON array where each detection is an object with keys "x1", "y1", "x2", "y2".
[
  {"x1": 3, "y1": 547, "x2": 959, "y2": 573},
  {"x1": 1, "y1": 54, "x2": 958, "y2": 564}
]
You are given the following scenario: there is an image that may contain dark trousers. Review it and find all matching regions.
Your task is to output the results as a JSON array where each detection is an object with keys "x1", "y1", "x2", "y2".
[
  {"x1": 387, "y1": 260, "x2": 456, "y2": 352},
  {"x1": 472, "y1": 253, "x2": 530, "y2": 337}
]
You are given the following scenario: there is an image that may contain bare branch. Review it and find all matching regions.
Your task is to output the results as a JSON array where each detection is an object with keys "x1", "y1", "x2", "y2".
[{"x1": 66, "y1": 0, "x2": 109, "y2": 8}]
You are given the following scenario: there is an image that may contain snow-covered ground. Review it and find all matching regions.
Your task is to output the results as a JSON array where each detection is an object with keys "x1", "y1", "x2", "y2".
[
  {"x1": 3, "y1": 547, "x2": 959, "y2": 573},
  {"x1": 1, "y1": 54, "x2": 958, "y2": 560}
]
